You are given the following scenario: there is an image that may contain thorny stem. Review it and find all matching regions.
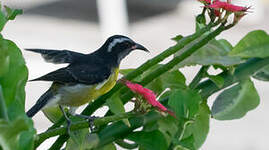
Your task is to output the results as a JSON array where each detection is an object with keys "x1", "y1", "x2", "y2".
[
  {"x1": 35, "y1": 112, "x2": 136, "y2": 148},
  {"x1": 189, "y1": 66, "x2": 209, "y2": 89}
]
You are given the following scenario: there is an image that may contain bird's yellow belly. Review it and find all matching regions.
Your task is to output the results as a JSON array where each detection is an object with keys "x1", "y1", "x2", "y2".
[{"x1": 58, "y1": 68, "x2": 119, "y2": 107}]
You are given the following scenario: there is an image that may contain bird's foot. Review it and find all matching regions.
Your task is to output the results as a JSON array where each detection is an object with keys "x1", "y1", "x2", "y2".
[
  {"x1": 75, "y1": 114, "x2": 99, "y2": 132},
  {"x1": 66, "y1": 117, "x2": 72, "y2": 135},
  {"x1": 59, "y1": 105, "x2": 73, "y2": 135}
]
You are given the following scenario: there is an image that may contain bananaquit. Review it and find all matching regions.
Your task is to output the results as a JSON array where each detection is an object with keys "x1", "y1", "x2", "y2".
[{"x1": 26, "y1": 35, "x2": 148, "y2": 122}]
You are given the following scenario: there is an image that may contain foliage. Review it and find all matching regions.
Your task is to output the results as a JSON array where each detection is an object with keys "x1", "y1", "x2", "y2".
[
  {"x1": 1, "y1": 1, "x2": 269, "y2": 150},
  {"x1": 0, "y1": 6, "x2": 35, "y2": 150}
]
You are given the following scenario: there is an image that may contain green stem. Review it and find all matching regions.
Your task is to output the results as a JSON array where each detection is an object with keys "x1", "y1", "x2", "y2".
[
  {"x1": 35, "y1": 112, "x2": 136, "y2": 148},
  {"x1": 118, "y1": 25, "x2": 225, "y2": 104},
  {"x1": 96, "y1": 111, "x2": 161, "y2": 148},
  {"x1": 140, "y1": 25, "x2": 225, "y2": 86},
  {"x1": 0, "y1": 86, "x2": 9, "y2": 121},
  {"x1": 48, "y1": 134, "x2": 69, "y2": 150},
  {"x1": 189, "y1": 66, "x2": 209, "y2": 89},
  {"x1": 115, "y1": 139, "x2": 138, "y2": 149},
  {"x1": 197, "y1": 57, "x2": 269, "y2": 99}
]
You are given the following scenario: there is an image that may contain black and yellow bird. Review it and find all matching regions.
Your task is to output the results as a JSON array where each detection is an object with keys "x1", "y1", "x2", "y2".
[{"x1": 26, "y1": 35, "x2": 148, "y2": 122}]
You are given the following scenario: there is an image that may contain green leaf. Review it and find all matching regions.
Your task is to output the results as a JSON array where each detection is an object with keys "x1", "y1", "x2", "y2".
[
  {"x1": 157, "y1": 116, "x2": 179, "y2": 145},
  {"x1": 0, "y1": 8, "x2": 7, "y2": 32},
  {"x1": 127, "y1": 130, "x2": 168, "y2": 150},
  {"x1": 0, "y1": 118, "x2": 29, "y2": 150},
  {"x1": 253, "y1": 65, "x2": 269, "y2": 81},
  {"x1": 176, "y1": 135, "x2": 195, "y2": 150},
  {"x1": 119, "y1": 68, "x2": 135, "y2": 76},
  {"x1": 206, "y1": 74, "x2": 224, "y2": 88},
  {"x1": 0, "y1": 38, "x2": 35, "y2": 150},
  {"x1": 0, "y1": 6, "x2": 22, "y2": 32},
  {"x1": 196, "y1": 14, "x2": 206, "y2": 31},
  {"x1": 218, "y1": 39, "x2": 233, "y2": 52},
  {"x1": 96, "y1": 143, "x2": 116, "y2": 150},
  {"x1": 0, "y1": 39, "x2": 28, "y2": 112},
  {"x1": 66, "y1": 132, "x2": 100, "y2": 150},
  {"x1": 0, "y1": 48, "x2": 9, "y2": 77},
  {"x1": 4, "y1": 6, "x2": 22, "y2": 20},
  {"x1": 168, "y1": 89, "x2": 202, "y2": 119},
  {"x1": 176, "y1": 39, "x2": 241, "y2": 67},
  {"x1": 229, "y1": 30, "x2": 269, "y2": 58},
  {"x1": 106, "y1": 93, "x2": 130, "y2": 127},
  {"x1": 146, "y1": 70, "x2": 186, "y2": 95},
  {"x1": 42, "y1": 105, "x2": 64, "y2": 123},
  {"x1": 182, "y1": 103, "x2": 210, "y2": 149},
  {"x1": 212, "y1": 79, "x2": 260, "y2": 120},
  {"x1": 0, "y1": 86, "x2": 8, "y2": 121}
]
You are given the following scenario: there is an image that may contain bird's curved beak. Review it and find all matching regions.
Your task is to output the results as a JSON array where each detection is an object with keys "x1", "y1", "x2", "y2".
[{"x1": 132, "y1": 43, "x2": 149, "y2": 52}]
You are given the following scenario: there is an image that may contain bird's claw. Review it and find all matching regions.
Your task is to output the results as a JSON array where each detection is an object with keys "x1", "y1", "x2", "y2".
[{"x1": 75, "y1": 114, "x2": 99, "y2": 132}]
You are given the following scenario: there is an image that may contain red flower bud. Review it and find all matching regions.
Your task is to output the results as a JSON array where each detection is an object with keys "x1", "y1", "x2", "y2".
[{"x1": 122, "y1": 80, "x2": 176, "y2": 118}]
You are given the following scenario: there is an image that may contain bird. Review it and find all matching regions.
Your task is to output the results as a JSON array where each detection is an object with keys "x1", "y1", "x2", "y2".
[{"x1": 26, "y1": 35, "x2": 148, "y2": 127}]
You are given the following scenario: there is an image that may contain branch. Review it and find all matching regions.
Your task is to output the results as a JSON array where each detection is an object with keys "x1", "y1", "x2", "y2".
[
  {"x1": 189, "y1": 66, "x2": 209, "y2": 89},
  {"x1": 197, "y1": 57, "x2": 269, "y2": 98},
  {"x1": 96, "y1": 111, "x2": 161, "y2": 148},
  {"x1": 35, "y1": 112, "x2": 137, "y2": 148}
]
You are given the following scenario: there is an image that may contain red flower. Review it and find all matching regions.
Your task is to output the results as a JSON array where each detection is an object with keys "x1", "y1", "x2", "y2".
[
  {"x1": 122, "y1": 80, "x2": 176, "y2": 118},
  {"x1": 207, "y1": 1, "x2": 249, "y2": 12}
]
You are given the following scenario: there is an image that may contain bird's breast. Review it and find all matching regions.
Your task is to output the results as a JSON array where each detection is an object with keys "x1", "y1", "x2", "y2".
[{"x1": 58, "y1": 68, "x2": 119, "y2": 107}]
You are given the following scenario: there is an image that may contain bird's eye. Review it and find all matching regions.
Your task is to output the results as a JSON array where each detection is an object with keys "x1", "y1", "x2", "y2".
[{"x1": 124, "y1": 42, "x2": 131, "y2": 47}]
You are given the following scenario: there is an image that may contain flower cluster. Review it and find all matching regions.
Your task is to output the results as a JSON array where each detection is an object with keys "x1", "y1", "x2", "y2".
[
  {"x1": 207, "y1": 0, "x2": 249, "y2": 12},
  {"x1": 121, "y1": 79, "x2": 176, "y2": 118},
  {"x1": 198, "y1": 0, "x2": 250, "y2": 24}
]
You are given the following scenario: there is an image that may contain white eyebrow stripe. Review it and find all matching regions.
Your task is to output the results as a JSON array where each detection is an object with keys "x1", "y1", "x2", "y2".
[{"x1": 107, "y1": 38, "x2": 129, "y2": 52}]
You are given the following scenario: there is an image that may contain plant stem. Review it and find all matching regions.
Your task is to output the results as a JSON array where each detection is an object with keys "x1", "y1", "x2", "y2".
[
  {"x1": 140, "y1": 25, "x2": 225, "y2": 86},
  {"x1": 48, "y1": 134, "x2": 69, "y2": 150},
  {"x1": 197, "y1": 57, "x2": 269, "y2": 98},
  {"x1": 96, "y1": 111, "x2": 161, "y2": 148},
  {"x1": 35, "y1": 112, "x2": 136, "y2": 148},
  {"x1": 189, "y1": 66, "x2": 209, "y2": 89},
  {"x1": 118, "y1": 24, "x2": 226, "y2": 104}
]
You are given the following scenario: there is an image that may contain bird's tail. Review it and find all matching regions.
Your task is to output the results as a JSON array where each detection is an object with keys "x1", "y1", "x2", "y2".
[{"x1": 26, "y1": 89, "x2": 53, "y2": 117}]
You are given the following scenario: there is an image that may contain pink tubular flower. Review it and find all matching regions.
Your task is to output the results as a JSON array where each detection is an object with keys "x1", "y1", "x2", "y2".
[
  {"x1": 122, "y1": 80, "x2": 176, "y2": 118},
  {"x1": 207, "y1": 1, "x2": 249, "y2": 12}
]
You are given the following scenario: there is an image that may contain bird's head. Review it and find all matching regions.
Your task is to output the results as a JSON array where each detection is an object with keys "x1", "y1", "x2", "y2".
[{"x1": 99, "y1": 35, "x2": 149, "y2": 64}]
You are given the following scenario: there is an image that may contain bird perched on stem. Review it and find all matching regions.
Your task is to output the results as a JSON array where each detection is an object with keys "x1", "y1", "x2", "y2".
[{"x1": 26, "y1": 35, "x2": 148, "y2": 131}]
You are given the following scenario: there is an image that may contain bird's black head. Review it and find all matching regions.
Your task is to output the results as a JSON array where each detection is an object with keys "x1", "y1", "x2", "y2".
[{"x1": 98, "y1": 35, "x2": 148, "y2": 65}]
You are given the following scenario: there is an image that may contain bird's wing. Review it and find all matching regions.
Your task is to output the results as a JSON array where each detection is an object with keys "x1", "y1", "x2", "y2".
[
  {"x1": 30, "y1": 63, "x2": 111, "y2": 85},
  {"x1": 25, "y1": 49, "x2": 85, "y2": 64}
]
